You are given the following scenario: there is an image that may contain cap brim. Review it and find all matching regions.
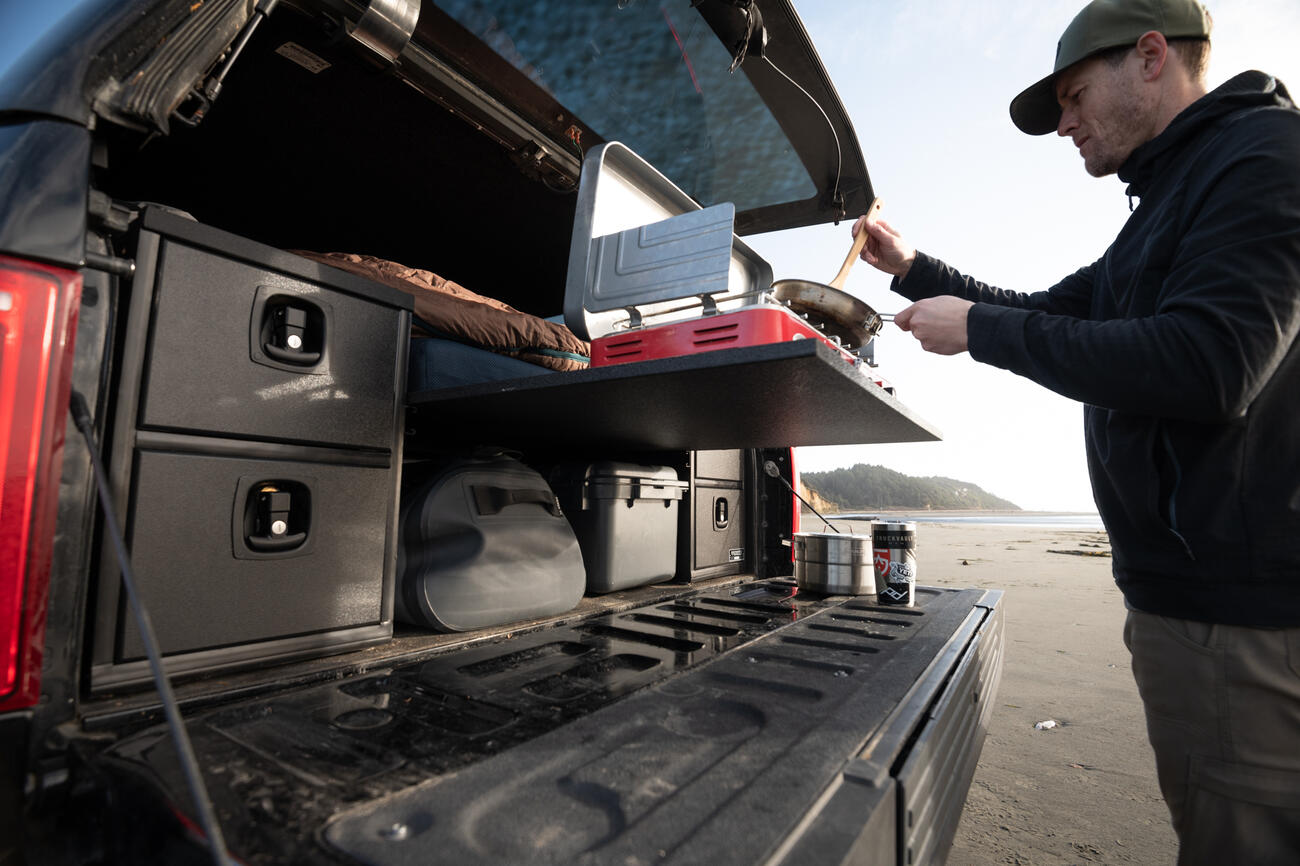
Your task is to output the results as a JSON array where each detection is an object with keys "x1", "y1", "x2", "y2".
[{"x1": 1010, "y1": 72, "x2": 1062, "y2": 136}]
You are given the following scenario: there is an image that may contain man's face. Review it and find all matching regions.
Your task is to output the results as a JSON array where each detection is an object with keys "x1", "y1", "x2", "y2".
[{"x1": 1055, "y1": 53, "x2": 1152, "y2": 177}]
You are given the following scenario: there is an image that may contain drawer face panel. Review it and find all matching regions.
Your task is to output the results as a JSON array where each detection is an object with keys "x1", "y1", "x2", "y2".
[
  {"x1": 118, "y1": 449, "x2": 393, "y2": 660},
  {"x1": 693, "y1": 485, "x2": 746, "y2": 572},
  {"x1": 693, "y1": 449, "x2": 744, "y2": 482},
  {"x1": 139, "y1": 241, "x2": 401, "y2": 449}
]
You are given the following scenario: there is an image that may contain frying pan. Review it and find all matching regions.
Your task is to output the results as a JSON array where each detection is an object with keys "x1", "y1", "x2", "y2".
[{"x1": 770, "y1": 197, "x2": 886, "y2": 350}]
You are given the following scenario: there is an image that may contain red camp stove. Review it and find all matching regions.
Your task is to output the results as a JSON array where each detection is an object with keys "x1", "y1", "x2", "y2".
[
  {"x1": 591, "y1": 305, "x2": 859, "y2": 368},
  {"x1": 564, "y1": 143, "x2": 876, "y2": 374}
]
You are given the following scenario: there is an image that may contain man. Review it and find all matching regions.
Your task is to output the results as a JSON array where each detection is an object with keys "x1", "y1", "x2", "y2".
[{"x1": 853, "y1": 0, "x2": 1300, "y2": 862}]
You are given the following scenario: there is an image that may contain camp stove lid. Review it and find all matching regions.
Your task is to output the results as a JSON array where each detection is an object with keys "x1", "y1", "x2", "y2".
[{"x1": 564, "y1": 142, "x2": 774, "y2": 341}]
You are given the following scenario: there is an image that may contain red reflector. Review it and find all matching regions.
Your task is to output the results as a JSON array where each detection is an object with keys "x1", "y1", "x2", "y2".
[{"x1": 0, "y1": 256, "x2": 81, "y2": 711}]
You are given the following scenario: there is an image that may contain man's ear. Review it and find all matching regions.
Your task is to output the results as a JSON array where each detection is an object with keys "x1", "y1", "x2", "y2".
[{"x1": 1134, "y1": 30, "x2": 1169, "y2": 81}]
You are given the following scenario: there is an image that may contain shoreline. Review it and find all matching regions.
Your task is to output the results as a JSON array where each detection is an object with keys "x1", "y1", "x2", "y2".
[{"x1": 800, "y1": 508, "x2": 1106, "y2": 531}]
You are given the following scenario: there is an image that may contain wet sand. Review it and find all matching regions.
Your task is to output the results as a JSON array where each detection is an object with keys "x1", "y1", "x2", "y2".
[{"x1": 843, "y1": 517, "x2": 1178, "y2": 865}]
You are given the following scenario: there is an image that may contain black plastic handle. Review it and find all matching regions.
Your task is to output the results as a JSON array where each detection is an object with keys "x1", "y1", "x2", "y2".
[
  {"x1": 262, "y1": 343, "x2": 321, "y2": 365},
  {"x1": 246, "y1": 531, "x2": 308, "y2": 552},
  {"x1": 472, "y1": 485, "x2": 560, "y2": 517},
  {"x1": 713, "y1": 496, "x2": 730, "y2": 529}
]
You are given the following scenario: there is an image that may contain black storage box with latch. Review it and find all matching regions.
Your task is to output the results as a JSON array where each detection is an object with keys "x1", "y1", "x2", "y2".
[
  {"x1": 88, "y1": 207, "x2": 412, "y2": 691},
  {"x1": 680, "y1": 450, "x2": 749, "y2": 581}
]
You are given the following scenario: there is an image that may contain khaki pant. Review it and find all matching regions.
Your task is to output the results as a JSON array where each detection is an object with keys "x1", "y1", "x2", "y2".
[{"x1": 1124, "y1": 610, "x2": 1300, "y2": 866}]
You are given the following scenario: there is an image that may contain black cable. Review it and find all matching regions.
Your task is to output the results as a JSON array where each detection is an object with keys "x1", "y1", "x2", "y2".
[
  {"x1": 69, "y1": 391, "x2": 235, "y2": 866},
  {"x1": 762, "y1": 54, "x2": 844, "y2": 219}
]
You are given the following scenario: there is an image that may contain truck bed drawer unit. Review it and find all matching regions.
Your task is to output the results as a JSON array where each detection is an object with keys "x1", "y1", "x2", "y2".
[{"x1": 89, "y1": 208, "x2": 412, "y2": 691}]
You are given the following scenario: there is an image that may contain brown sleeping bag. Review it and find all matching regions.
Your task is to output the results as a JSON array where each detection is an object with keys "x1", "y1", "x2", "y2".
[{"x1": 295, "y1": 251, "x2": 589, "y2": 373}]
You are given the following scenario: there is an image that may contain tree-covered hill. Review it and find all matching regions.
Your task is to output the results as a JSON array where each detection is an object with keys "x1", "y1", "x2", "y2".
[{"x1": 800, "y1": 463, "x2": 1020, "y2": 511}]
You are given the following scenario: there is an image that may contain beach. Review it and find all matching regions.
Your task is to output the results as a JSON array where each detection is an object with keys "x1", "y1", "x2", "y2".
[{"x1": 838, "y1": 516, "x2": 1178, "y2": 865}]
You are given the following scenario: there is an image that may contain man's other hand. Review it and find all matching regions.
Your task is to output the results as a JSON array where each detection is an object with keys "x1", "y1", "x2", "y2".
[{"x1": 894, "y1": 296, "x2": 974, "y2": 355}]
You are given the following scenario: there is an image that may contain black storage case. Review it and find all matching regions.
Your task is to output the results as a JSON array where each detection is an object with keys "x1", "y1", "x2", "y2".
[
  {"x1": 394, "y1": 454, "x2": 586, "y2": 632},
  {"x1": 90, "y1": 207, "x2": 412, "y2": 691},
  {"x1": 552, "y1": 461, "x2": 687, "y2": 593},
  {"x1": 678, "y1": 450, "x2": 749, "y2": 581}
]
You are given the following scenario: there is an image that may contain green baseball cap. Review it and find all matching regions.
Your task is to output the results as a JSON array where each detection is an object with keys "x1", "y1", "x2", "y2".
[{"x1": 1009, "y1": 0, "x2": 1212, "y2": 135}]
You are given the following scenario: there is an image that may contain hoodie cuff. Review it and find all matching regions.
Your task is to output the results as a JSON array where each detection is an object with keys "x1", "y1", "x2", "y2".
[
  {"x1": 890, "y1": 251, "x2": 942, "y2": 301},
  {"x1": 967, "y1": 303, "x2": 1029, "y2": 369}
]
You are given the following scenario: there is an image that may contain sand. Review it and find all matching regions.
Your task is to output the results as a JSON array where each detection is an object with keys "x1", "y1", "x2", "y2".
[{"x1": 844, "y1": 517, "x2": 1179, "y2": 865}]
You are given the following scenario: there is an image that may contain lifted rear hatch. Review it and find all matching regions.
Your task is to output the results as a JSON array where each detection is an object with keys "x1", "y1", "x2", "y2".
[
  {"x1": 412, "y1": 0, "x2": 873, "y2": 232},
  {"x1": 51, "y1": 0, "x2": 872, "y2": 234}
]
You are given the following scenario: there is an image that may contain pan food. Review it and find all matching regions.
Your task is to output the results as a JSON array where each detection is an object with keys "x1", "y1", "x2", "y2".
[{"x1": 769, "y1": 198, "x2": 886, "y2": 350}]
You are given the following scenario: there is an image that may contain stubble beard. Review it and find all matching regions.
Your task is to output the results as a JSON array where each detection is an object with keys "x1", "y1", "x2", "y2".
[{"x1": 1083, "y1": 73, "x2": 1148, "y2": 178}]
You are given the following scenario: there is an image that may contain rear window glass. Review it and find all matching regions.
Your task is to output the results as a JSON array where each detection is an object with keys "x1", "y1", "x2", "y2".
[{"x1": 434, "y1": 0, "x2": 817, "y2": 211}]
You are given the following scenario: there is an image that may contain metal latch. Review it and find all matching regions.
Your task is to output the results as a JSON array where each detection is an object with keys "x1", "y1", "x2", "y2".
[
  {"x1": 275, "y1": 305, "x2": 308, "y2": 353},
  {"x1": 714, "y1": 496, "x2": 730, "y2": 529},
  {"x1": 247, "y1": 484, "x2": 308, "y2": 552}
]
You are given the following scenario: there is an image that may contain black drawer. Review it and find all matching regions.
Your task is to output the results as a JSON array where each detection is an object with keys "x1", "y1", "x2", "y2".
[
  {"x1": 113, "y1": 447, "x2": 395, "y2": 663},
  {"x1": 138, "y1": 239, "x2": 404, "y2": 449},
  {"x1": 693, "y1": 482, "x2": 747, "y2": 573}
]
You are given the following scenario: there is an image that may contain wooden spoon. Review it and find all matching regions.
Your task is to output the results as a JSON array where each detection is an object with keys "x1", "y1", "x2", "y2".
[{"x1": 827, "y1": 197, "x2": 884, "y2": 290}]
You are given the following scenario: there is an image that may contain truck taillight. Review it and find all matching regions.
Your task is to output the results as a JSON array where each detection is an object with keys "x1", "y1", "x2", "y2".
[{"x1": 0, "y1": 256, "x2": 81, "y2": 712}]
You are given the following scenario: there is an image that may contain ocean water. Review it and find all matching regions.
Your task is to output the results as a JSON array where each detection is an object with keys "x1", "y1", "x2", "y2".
[{"x1": 829, "y1": 512, "x2": 1106, "y2": 531}]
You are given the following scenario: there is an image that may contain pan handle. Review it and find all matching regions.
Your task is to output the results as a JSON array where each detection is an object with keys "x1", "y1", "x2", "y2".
[{"x1": 828, "y1": 197, "x2": 883, "y2": 291}]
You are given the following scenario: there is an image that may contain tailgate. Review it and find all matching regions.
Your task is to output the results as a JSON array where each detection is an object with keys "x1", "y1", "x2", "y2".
[{"x1": 95, "y1": 581, "x2": 1002, "y2": 865}]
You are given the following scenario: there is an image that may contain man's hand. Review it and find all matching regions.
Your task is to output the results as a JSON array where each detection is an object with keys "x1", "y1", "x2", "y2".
[
  {"x1": 851, "y1": 215, "x2": 916, "y2": 279},
  {"x1": 894, "y1": 296, "x2": 974, "y2": 355}
]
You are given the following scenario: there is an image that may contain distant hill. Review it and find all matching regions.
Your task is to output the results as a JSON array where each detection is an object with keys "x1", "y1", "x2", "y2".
[{"x1": 800, "y1": 463, "x2": 1020, "y2": 511}]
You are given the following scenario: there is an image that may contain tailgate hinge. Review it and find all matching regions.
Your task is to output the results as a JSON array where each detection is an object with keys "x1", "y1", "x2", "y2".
[{"x1": 348, "y1": 0, "x2": 421, "y2": 64}]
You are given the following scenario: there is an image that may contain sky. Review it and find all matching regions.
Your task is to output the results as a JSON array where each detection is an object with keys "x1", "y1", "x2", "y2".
[{"x1": 744, "y1": 0, "x2": 1300, "y2": 512}]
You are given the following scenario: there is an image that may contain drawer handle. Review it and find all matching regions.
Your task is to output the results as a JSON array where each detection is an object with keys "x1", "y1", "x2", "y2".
[
  {"x1": 259, "y1": 300, "x2": 324, "y2": 368},
  {"x1": 262, "y1": 342, "x2": 322, "y2": 365},
  {"x1": 247, "y1": 531, "x2": 308, "y2": 552},
  {"x1": 246, "y1": 485, "x2": 310, "y2": 554},
  {"x1": 714, "y1": 496, "x2": 731, "y2": 529}
]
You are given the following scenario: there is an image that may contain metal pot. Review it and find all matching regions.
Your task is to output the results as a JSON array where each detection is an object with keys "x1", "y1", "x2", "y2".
[
  {"x1": 792, "y1": 531, "x2": 879, "y2": 596},
  {"x1": 769, "y1": 197, "x2": 885, "y2": 351}
]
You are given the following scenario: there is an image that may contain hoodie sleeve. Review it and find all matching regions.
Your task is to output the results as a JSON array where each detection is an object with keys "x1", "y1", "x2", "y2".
[
  {"x1": 918, "y1": 109, "x2": 1300, "y2": 423},
  {"x1": 893, "y1": 252, "x2": 1097, "y2": 316}
]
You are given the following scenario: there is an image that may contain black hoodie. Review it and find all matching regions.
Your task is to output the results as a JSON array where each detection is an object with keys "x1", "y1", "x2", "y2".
[{"x1": 895, "y1": 71, "x2": 1300, "y2": 626}]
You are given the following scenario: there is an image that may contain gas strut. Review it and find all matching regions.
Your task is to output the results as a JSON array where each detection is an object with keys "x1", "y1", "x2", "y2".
[{"x1": 174, "y1": 0, "x2": 281, "y2": 127}]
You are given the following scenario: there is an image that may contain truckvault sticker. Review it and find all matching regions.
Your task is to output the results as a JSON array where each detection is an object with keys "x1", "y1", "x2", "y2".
[{"x1": 276, "y1": 42, "x2": 331, "y2": 74}]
